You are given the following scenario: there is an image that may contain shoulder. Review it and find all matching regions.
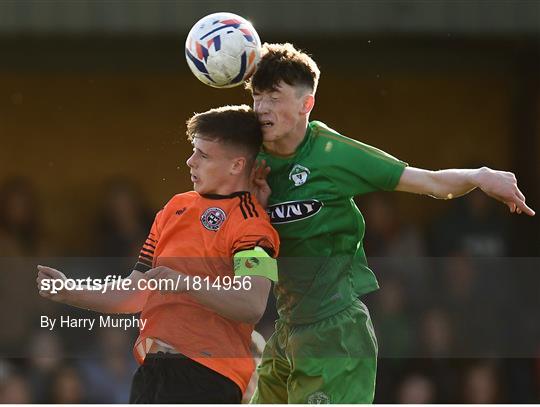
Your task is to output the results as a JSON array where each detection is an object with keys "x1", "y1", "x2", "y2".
[
  {"x1": 310, "y1": 120, "x2": 399, "y2": 161},
  {"x1": 309, "y1": 121, "x2": 364, "y2": 150},
  {"x1": 227, "y1": 192, "x2": 268, "y2": 222},
  {"x1": 164, "y1": 191, "x2": 197, "y2": 208},
  {"x1": 310, "y1": 120, "x2": 346, "y2": 140},
  {"x1": 158, "y1": 191, "x2": 198, "y2": 220},
  {"x1": 225, "y1": 193, "x2": 279, "y2": 256},
  {"x1": 225, "y1": 193, "x2": 276, "y2": 236}
]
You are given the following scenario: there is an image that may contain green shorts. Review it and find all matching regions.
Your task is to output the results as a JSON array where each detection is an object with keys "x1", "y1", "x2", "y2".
[{"x1": 251, "y1": 299, "x2": 378, "y2": 404}]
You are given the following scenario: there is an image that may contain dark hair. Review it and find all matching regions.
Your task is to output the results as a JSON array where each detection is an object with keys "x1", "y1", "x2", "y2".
[
  {"x1": 186, "y1": 104, "x2": 262, "y2": 165},
  {"x1": 245, "y1": 43, "x2": 320, "y2": 93}
]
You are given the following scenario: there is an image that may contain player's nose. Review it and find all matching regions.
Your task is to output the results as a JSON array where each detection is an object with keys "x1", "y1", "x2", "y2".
[
  {"x1": 186, "y1": 153, "x2": 196, "y2": 168},
  {"x1": 254, "y1": 99, "x2": 269, "y2": 115}
]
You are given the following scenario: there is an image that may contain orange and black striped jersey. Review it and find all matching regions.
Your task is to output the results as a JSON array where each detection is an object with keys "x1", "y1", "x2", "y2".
[{"x1": 133, "y1": 191, "x2": 279, "y2": 394}]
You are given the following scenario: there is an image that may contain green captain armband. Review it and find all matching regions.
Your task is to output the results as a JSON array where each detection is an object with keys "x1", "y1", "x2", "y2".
[{"x1": 233, "y1": 247, "x2": 278, "y2": 282}]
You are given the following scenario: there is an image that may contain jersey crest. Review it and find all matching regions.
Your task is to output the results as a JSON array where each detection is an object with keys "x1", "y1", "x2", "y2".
[
  {"x1": 200, "y1": 207, "x2": 227, "y2": 231},
  {"x1": 289, "y1": 164, "x2": 310, "y2": 186}
]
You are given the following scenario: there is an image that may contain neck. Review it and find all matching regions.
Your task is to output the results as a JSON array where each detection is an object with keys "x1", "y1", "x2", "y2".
[
  {"x1": 263, "y1": 118, "x2": 309, "y2": 157},
  {"x1": 209, "y1": 175, "x2": 250, "y2": 196}
]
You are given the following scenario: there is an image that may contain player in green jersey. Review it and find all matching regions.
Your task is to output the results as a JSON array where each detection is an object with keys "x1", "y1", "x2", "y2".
[{"x1": 246, "y1": 43, "x2": 535, "y2": 404}]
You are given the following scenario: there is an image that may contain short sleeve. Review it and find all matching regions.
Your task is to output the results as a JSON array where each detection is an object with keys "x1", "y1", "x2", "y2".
[
  {"x1": 133, "y1": 209, "x2": 163, "y2": 273},
  {"x1": 327, "y1": 137, "x2": 408, "y2": 197},
  {"x1": 229, "y1": 217, "x2": 280, "y2": 259}
]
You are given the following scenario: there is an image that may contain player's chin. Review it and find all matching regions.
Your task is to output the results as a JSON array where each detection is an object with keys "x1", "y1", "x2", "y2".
[
  {"x1": 261, "y1": 128, "x2": 278, "y2": 142},
  {"x1": 193, "y1": 183, "x2": 210, "y2": 195}
]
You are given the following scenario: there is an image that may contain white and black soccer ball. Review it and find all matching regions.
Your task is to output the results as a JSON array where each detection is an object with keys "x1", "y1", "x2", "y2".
[{"x1": 185, "y1": 12, "x2": 261, "y2": 88}]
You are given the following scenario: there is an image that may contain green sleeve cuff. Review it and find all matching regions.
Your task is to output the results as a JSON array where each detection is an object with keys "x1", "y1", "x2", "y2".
[{"x1": 233, "y1": 246, "x2": 278, "y2": 282}]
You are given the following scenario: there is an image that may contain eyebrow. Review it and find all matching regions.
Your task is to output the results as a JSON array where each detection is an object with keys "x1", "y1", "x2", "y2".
[
  {"x1": 191, "y1": 137, "x2": 209, "y2": 156},
  {"x1": 194, "y1": 146, "x2": 208, "y2": 156},
  {"x1": 252, "y1": 88, "x2": 280, "y2": 95}
]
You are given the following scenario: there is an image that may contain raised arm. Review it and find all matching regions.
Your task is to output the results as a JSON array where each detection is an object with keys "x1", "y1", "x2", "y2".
[
  {"x1": 36, "y1": 265, "x2": 150, "y2": 314},
  {"x1": 395, "y1": 166, "x2": 535, "y2": 216}
]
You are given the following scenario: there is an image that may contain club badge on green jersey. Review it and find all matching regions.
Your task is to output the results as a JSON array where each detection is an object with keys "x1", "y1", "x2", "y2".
[{"x1": 289, "y1": 164, "x2": 310, "y2": 186}]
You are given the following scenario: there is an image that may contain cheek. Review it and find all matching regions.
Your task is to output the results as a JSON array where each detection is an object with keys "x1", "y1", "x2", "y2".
[
  {"x1": 277, "y1": 110, "x2": 295, "y2": 126},
  {"x1": 208, "y1": 161, "x2": 227, "y2": 177}
]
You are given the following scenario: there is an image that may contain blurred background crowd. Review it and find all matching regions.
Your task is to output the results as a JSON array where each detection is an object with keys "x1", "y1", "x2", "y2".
[
  {"x1": 1, "y1": 0, "x2": 539, "y2": 404},
  {"x1": 0, "y1": 175, "x2": 538, "y2": 403}
]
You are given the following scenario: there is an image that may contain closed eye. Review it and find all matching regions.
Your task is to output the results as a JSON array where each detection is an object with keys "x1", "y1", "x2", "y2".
[{"x1": 193, "y1": 147, "x2": 208, "y2": 159}]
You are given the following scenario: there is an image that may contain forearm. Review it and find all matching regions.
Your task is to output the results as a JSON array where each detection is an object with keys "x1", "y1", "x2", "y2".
[
  {"x1": 427, "y1": 168, "x2": 485, "y2": 199},
  {"x1": 397, "y1": 166, "x2": 487, "y2": 199},
  {"x1": 61, "y1": 283, "x2": 148, "y2": 314},
  {"x1": 39, "y1": 268, "x2": 150, "y2": 314},
  {"x1": 186, "y1": 276, "x2": 270, "y2": 324},
  {"x1": 396, "y1": 165, "x2": 534, "y2": 216}
]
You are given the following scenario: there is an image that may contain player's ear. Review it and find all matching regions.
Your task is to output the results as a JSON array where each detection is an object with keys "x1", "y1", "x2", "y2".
[
  {"x1": 301, "y1": 94, "x2": 315, "y2": 115},
  {"x1": 230, "y1": 157, "x2": 246, "y2": 175}
]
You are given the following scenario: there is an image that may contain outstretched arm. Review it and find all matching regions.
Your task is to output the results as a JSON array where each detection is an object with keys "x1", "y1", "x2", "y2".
[
  {"x1": 36, "y1": 265, "x2": 150, "y2": 314},
  {"x1": 395, "y1": 166, "x2": 535, "y2": 216}
]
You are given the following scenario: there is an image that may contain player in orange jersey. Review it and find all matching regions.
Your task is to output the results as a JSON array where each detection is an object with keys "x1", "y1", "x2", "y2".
[{"x1": 36, "y1": 105, "x2": 280, "y2": 403}]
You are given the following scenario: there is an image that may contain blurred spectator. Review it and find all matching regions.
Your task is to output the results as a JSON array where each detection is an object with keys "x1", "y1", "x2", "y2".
[
  {"x1": 27, "y1": 330, "x2": 64, "y2": 402},
  {"x1": 45, "y1": 364, "x2": 89, "y2": 404},
  {"x1": 0, "y1": 371, "x2": 31, "y2": 403},
  {"x1": 0, "y1": 176, "x2": 52, "y2": 354},
  {"x1": 439, "y1": 256, "x2": 507, "y2": 357},
  {"x1": 415, "y1": 309, "x2": 462, "y2": 402},
  {"x1": 79, "y1": 327, "x2": 137, "y2": 403},
  {"x1": 359, "y1": 193, "x2": 429, "y2": 305},
  {"x1": 0, "y1": 176, "x2": 46, "y2": 256},
  {"x1": 0, "y1": 177, "x2": 58, "y2": 355},
  {"x1": 360, "y1": 193, "x2": 426, "y2": 259},
  {"x1": 418, "y1": 308, "x2": 455, "y2": 358},
  {"x1": 463, "y1": 361, "x2": 502, "y2": 403},
  {"x1": 95, "y1": 177, "x2": 153, "y2": 258},
  {"x1": 440, "y1": 256, "x2": 476, "y2": 306},
  {"x1": 397, "y1": 373, "x2": 436, "y2": 404},
  {"x1": 372, "y1": 276, "x2": 414, "y2": 358},
  {"x1": 428, "y1": 188, "x2": 509, "y2": 257}
]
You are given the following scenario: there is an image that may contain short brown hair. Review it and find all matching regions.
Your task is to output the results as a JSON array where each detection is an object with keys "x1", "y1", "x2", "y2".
[
  {"x1": 186, "y1": 104, "x2": 262, "y2": 164},
  {"x1": 245, "y1": 43, "x2": 320, "y2": 93}
]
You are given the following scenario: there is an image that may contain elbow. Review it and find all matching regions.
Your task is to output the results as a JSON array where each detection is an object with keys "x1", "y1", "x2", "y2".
[
  {"x1": 236, "y1": 277, "x2": 271, "y2": 324},
  {"x1": 118, "y1": 305, "x2": 144, "y2": 314},
  {"x1": 241, "y1": 301, "x2": 267, "y2": 325},
  {"x1": 117, "y1": 291, "x2": 147, "y2": 314}
]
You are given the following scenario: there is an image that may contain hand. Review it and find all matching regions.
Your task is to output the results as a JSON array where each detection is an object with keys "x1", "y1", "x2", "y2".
[
  {"x1": 36, "y1": 265, "x2": 68, "y2": 302},
  {"x1": 250, "y1": 159, "x2": 272, "y2": 208},
  {"x1": 144, "y1": 266, "x2": 187, "y2": 293},
  {"x1": 477, "y1": 167, "x2": 535, "y2": 216}
]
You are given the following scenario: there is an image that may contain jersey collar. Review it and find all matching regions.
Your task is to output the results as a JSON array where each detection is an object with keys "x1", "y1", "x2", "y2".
[
  {"x1": 261, "y1": 124, "x2": 312, "y2": 160},
  {"x1": 200, "y1": 191, "x2": 249, "y2": 200}
]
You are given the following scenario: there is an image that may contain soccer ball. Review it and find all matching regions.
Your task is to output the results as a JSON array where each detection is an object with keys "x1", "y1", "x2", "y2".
[{"x1": 185, "y1": 12, "x2": 261, "y2": 88}]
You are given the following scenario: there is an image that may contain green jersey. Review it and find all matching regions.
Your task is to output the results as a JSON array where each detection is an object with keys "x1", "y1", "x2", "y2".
[{"x1": 260, "y1": 121, "x2": 407, "y2": 324}]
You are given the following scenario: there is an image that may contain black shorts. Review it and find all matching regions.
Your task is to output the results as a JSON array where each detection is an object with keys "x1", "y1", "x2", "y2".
[{"x1": 129, "y1": 352, "x2": 242, "y2": 404}]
